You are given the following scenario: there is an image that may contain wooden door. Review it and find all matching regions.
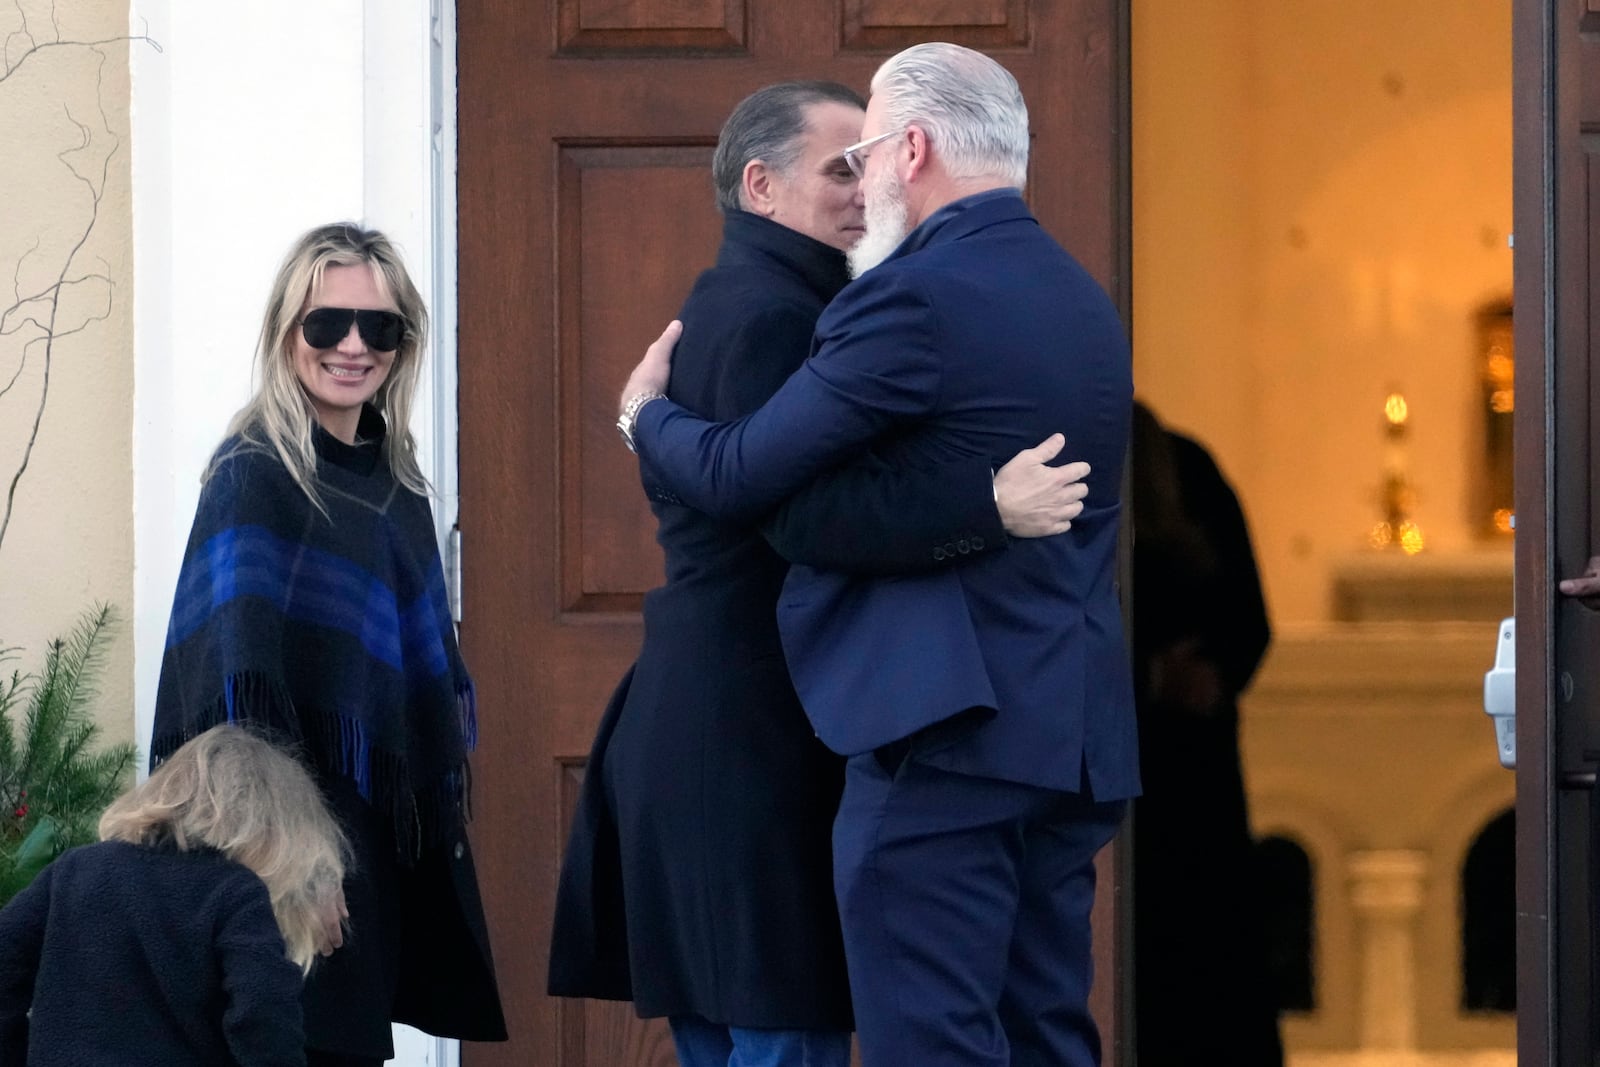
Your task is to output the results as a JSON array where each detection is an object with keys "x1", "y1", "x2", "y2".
[
  {"x1": 1512, "y1": 0, "x2": 1600, "y2": 1062},
  {"x1": 456, "y1": 3, "x2": 1130, "y2": 1063}
]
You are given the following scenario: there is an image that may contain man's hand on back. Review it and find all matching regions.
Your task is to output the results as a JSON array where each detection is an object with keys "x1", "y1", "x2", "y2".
[
  {"x1": 619, "y1": 319, "x2": 682, "y2": 415},
  {"x1": 993, "y1": 433, "x2": 1090, "y2": 538}
]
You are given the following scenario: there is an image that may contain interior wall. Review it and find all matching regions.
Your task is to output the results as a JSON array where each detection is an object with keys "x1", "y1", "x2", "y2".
[{"x1": 1133, "y1": 0, "x2": 1513, "y2": 623}]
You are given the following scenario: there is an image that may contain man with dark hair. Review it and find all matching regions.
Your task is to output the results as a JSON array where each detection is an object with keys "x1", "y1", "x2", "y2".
[
  {"x1": 616, "y1": 44, "x2": 1138, "y2": 1067},
  {"x1": 550, "y1": 79, "x2": 1088, "y2": 1067}
]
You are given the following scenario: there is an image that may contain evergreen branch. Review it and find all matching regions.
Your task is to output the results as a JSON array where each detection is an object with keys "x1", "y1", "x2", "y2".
[
  {"x1": 0, "y1": 607, "x2": 134, "y2": 902},
  {"x1": 43, "y1": 604, "x2": 110, "y2": 749},
  {"x1": 79, "y1": 743, "x2": 136, "y2": 808}
]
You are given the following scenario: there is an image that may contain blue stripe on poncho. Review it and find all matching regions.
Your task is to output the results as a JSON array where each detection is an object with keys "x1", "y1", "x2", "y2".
[{"x1": 152, "y1": 409, "x2": 476, "y2": 856}]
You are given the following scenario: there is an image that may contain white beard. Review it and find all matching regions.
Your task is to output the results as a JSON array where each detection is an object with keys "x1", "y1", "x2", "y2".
[{"x1": 847, "y1": 166, "x2": 911, "y2": 278}]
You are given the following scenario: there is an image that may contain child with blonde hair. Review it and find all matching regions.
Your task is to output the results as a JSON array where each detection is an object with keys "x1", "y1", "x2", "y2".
[{"x1": 0, "y1": 724, "x2": 349, "y2": 1066}]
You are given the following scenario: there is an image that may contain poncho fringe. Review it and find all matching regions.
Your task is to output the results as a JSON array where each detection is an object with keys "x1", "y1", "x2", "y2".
[
  {"x1": 152, "y1": 414, "x2": 479, "y2": 863},
  {"x1": 150, "y1": 670, "x2": 477, "y2": 860}
]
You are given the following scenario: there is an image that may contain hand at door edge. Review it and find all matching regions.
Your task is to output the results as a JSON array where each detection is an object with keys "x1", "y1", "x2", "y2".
[{"x1": 1558, "y1": 555, "x2": 1600, "y2": 606}]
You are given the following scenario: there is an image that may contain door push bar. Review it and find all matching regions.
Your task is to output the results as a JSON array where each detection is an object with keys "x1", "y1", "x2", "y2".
[
  {"x1": 1484, "y1": 617, "x2": 1516, "y2": 769},
  {"x1": 1483, "y1": 617, "x2": 1600, "y2": 788}
]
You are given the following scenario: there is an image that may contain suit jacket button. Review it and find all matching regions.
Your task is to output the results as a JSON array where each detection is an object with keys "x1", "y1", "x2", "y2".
[
  {"x1": 454, "y1": 841, "x2": 465, "y2": 860},
  {"x1": 957, "y1": 539, "x2": 971, "y2": 554},
  {"x1": 944, "y1": 542, "x2": 957, "y2": 555},
  {"x1": 933, "y1": 547, "x2": 947, "y2": 561},
  {"x1": 972, "y1": 536, "x2": 986, "y2": 550}
]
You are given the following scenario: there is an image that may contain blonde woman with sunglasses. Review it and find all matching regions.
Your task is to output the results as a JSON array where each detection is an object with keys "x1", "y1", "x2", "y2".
[{"x1": 150, "y1": 223, "x2": 506, "y2": 1066}]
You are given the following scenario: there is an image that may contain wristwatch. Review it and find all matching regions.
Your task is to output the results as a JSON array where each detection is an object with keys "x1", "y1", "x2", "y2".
[{"x1": 616, "y1": 390, "x2": 667, "y2": 453}]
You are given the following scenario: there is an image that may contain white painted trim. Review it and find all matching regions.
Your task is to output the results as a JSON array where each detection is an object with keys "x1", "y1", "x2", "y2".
[
  {"x1": 366, "y1": 1, "x2": 463, "y2": 1058},
  {"x1": 128, "y1": 0, "x2": 172, "y2": 774},
  {"x1": 130, "y1": 0, "x2": 461, "y2": 1062},
  {"x1": 129, "y1": 0, "x2": 369, "y2": 778},
  {"x1": 429, "y1": 0, "x2": 461, "y2": 574},
  {"x1": 359, "y1": 0, "x2": 458, "y2": 566}
]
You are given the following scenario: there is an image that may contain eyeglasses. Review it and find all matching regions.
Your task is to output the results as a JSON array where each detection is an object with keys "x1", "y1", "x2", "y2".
[
  {"x1": 298, "y1": 307, "x2": 406, "y2": 352},
  {"x1": 841, "y1": 129, "x2": 903, "y2": 180}
]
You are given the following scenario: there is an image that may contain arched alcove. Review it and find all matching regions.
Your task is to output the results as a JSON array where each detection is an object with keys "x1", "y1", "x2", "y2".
[
  {"x1": 1460, "y1": 807, "x2": 1515, "y2": 1012},
  {"x1": 1256, "y1": 834, "x2": 1317, "y2": 1012}
]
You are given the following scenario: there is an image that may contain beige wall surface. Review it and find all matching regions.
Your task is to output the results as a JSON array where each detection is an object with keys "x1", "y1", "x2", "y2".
[
  {"x1": 0, "y1": 0, "x2": 135, "y2": 748},
  {"x1": 1134, "y1": 0, "x2": 1513, "y2": 623}
]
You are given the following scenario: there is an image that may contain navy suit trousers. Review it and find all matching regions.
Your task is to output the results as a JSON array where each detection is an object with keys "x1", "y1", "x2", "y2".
[{"x1": 833, "y1": 752, "x2": 1125, "y2": 1067}]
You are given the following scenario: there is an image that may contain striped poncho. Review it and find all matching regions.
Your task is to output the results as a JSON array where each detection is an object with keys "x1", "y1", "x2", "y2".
[{"x1": 152, "y1": 406, "x2": 476, "y2": 856}]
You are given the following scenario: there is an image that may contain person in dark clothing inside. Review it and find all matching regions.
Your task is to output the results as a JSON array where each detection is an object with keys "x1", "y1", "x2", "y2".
[
  {"x1": 547, "y1": 80, "x2": 1092, "y2": 1067},
  {"x1": 1131, "y1": 400, "x2": 1284, "y2": 1067},
  {"x1": 0, "y1": 725, "x2": 349, "y2": 1067}
]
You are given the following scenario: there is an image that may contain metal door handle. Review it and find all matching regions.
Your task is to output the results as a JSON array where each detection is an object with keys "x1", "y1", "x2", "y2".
[{"x1": 1484, "y1": 617, "x2": 1516, "y2": 768}]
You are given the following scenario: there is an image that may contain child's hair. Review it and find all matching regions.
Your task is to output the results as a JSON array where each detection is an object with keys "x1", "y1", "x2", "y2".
[{"x1": 99, "y1": 725, "x2": 350, "y2": 973}]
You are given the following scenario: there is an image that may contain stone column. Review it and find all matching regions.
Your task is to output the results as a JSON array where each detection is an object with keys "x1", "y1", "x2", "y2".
[{"x1": 1348, "y1": 849, "x2": 1428, "y2": 1049}]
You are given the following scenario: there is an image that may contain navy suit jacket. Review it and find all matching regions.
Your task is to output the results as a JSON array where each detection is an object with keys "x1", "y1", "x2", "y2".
[{"x1": 635, "y1": 190, "x2": 1140, "y2": 799}]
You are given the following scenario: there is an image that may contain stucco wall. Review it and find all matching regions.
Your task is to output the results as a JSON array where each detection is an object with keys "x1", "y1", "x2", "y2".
[{"x1": 0, "y1": 0, "x2": 134, "y2": 748}]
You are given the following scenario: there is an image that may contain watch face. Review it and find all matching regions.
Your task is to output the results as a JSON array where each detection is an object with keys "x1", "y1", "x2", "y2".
[{"x1": 616, "y1": 392, "x2": 662, "y2": 454}]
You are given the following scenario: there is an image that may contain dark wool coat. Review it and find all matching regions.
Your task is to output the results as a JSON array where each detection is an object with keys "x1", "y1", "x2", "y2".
[
  {"x1": 1132, "y1": 413, "x2": 1283, "y2": 1067},
  {"x1": 547, "y1": 211, "x2": 1006, "y2": 1029},
  {"x1": 153, "y1": 411, "x2": 505, "y2": 1058},
  {"x1": 0, "y1": 841, "x2": 305, "y2": 1067}
]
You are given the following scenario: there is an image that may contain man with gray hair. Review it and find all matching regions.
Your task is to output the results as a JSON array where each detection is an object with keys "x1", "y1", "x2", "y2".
[
  {"x1": 616, "y1": 43, "x2": 1138, "y2": 1065},
  {"x1": 552, "y1": 77, "x2": 1095, "y2": 1067}
]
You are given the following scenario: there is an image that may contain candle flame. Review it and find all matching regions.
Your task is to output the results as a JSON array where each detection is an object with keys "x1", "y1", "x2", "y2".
[
  {"x1": 1384, "y1": 393, "x2": 1409, "y2": 425},
  {"x1": 1398, "y1": 520, "x2": 1425, "y2": 555}
]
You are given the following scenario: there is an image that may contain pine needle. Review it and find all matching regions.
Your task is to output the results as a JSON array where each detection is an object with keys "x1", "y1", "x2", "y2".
[{"x1": 0, "y1": 604, "x2": 138, "y2": 903}]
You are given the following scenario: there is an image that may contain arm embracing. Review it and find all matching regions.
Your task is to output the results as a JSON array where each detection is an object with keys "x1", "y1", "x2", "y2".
[
  {"x1": 633, "y1": 274, "x2": 942, "y2": 524},
  {"x1": 761, "y1": 433, "x2": 1093, "y2": 575},
  {"x1": 760, "y1": 453, "x2": 1004, "y2": 574}
]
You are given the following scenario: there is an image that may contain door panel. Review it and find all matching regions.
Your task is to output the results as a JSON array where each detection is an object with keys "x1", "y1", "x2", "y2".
[
  {"x1": 457, "y1": 3, "x2": 1129, "y2": 1062},
  {"x1": 1514, "y1": 0, "x2": 1600, "y2": 1062}
]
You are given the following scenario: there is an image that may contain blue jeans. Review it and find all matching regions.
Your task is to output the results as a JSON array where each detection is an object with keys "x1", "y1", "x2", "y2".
[{"x1": 669, "y1": 1014, "x2": 852, "y2": 1067}]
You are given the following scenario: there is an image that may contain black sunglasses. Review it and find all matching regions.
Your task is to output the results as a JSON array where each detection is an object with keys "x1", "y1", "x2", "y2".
[{"x1": 299, "y1": 307, "x2": 406, "y2": 351}]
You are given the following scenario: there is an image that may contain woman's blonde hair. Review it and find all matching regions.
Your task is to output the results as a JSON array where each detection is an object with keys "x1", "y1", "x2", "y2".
[
  {"x1": 99, "y1": 725, "x2": 350, "y2": 973},
  {"x1": 210, "y1": 222, "x2": 431, "y2": 509}
]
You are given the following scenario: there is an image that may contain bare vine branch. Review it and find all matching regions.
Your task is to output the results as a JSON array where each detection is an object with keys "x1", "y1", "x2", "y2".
[
  {"x1": 0, "y1": 0, "x2": 160, "y2": 88},
  {"x1": 0, "y1": 9, "x2": 155, "y2": 556}
]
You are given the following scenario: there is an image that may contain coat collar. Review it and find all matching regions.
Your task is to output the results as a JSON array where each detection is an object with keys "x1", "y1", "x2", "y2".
[
  {"x1": 716, "y1": 210, "x2": 853, "y2": 304},
  {"x1": 313, "y1": 402, "x2": 386, "y2": 475},
  {"x1": 891, "y1": 187, "x2": 1031, "y2": 261}
]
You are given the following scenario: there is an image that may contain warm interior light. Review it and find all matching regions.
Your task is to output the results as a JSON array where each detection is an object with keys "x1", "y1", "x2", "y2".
[
  {"x1": 1399, "y1": 520, "x2": 1425, "y2": 555},
  {"x1": 1384, "y1": 393, "x2": 1409, "y2": 425}
]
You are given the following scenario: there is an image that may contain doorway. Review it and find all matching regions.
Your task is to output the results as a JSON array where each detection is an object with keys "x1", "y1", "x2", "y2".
[
  {"x1": 1131, "y1": 2, "x2": 1515, "y2": 1064},
  {"x1": 454, "y1": 3, "x2": 1129, "y2": 1063}
]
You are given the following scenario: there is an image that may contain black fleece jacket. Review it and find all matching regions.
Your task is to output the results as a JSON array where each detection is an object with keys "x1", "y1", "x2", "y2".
[{"x1": 0, "y1": 840, "x2": 304, "y2": 1066}]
